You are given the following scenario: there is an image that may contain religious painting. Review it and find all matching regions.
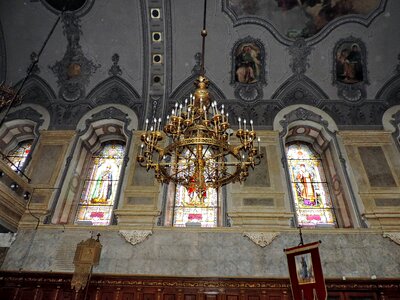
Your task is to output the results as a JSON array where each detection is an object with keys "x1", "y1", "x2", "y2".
[
  {"x1": 227, "y1": 0, "x2": 381, "y2": 39},
  {"x1": 234, "y1": 42, "x2": 262, "y2": 84},
  {"x1": 286, "y1": 143, "x2": 337, "y2": 227},
  {"x1": 75, "y1": 143, "x2": 125, "y2": 226},
  {"x1": 335, "y1": 41, "x2": 365, "y2": 84},
  {"x1": 232, "y1": 37, "x2": 266, "y2": 101},
  {"x1": 295, "y1": 253, "x2": 315, "y2": 284},
  {"x1": 284, "y1": 241, "x2": 327, "y2": 300}
]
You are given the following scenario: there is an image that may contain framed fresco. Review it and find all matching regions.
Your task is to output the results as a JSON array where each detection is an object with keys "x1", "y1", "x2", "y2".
[
  {"x1": 224, "y1": 0, "x2": 383, "y2": 40},
  {"x1": 231, "y1": 37, "x2": 266, "y2": 101},
  {"x1": 333, "y1": 37, "x2": 368, "y2": 101}
]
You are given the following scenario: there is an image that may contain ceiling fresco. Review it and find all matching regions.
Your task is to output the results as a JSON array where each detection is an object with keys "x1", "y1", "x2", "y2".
[{"x1": 227, "y1": 0, "x2": 381, "y2": 39}]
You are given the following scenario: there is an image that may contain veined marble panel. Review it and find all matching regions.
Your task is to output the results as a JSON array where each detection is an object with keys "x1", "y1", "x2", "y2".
[{"x1": 2, "y1": 228, "x2": 399, "y2": 279}]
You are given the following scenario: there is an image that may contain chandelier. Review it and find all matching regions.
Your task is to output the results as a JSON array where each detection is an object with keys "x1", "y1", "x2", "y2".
[{"x1": 136, "y1": 0, "x2": 263, "y2": 200}]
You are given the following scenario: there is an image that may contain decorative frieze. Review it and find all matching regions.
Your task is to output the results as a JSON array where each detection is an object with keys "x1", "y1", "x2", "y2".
[
  {"x1": 243, "y1": 232, "x2": 279, "y2": 247},
  {"x1": 383, "y1": 232, "x2": 400, "y2": 246},
  {"x1": 119, "y1": 230, "x2": 152, "y2": 246}
]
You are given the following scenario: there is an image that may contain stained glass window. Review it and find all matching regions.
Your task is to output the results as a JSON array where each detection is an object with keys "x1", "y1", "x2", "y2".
[
  {"x1": 75, "y1": 143, "x2": 125, "y2": 226},
  {"x1": 173, "y1": 185, "x2": 218, "y2": 227},
  {"x1": 7, "y1": 141, "x2": 32, "y2": 171},
  {"x1": 286, "y1": 143, "x2": 337, "y2": 227},
  {"x1": 173, "y1": 148, "x2": 219, "y2": 227}
]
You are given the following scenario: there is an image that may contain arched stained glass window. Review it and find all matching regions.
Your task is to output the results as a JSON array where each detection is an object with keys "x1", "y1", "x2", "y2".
[
  {"x1": 7, "y1": 141, "x2": 32, "y2": 171},
  {"x1": 75, "y1": 143, "x2": 125, "y2": 226},
  {"x1": 172, "y1": 148, "x2": 219, "y2": 227},
  {"x1": 286, "y1": 143, "x2": 337, "y2": 227}
]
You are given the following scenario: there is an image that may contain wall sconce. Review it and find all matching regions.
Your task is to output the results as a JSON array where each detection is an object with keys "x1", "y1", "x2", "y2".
[
  {"x1": 10, "y1": 182, "x2": 19, "y2": 191},
  {"x1": 23, "y1": 191, "x2": 31, "y2": 200}
]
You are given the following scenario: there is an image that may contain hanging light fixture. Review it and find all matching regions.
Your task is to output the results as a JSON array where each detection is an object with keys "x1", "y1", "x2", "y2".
[{"x1": 137, "y1": 0, "x2": 263, "y2": 200}]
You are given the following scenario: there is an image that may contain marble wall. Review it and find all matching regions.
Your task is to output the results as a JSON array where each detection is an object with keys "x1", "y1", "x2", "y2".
[{"x1": 2, "y1": 228, "x2": 399, "y2": 279}]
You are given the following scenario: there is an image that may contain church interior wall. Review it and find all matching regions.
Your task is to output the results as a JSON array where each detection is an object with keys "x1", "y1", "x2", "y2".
[{"x1": 0, "y1": 0, "x2": 399, "y2": 297}]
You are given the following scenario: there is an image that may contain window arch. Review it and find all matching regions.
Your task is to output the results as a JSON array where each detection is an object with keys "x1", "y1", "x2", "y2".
[
  {"x1": 275, "y1": 106, "x2": 366, "y2": 228},
  {"x1": 51, "y1": 105, "x2": 137, "y2": 226},
  {"x1": 286, "y1": 142, "x2": 337, "y2": 227},
  {"x1": 0, "y1": 106, "x2": 48, "y2": 175},
  {"x1": 6, "y1": 140, "x2": 33, "y2": 171},
  {"x1": 74, "y1": 142, "x2": 126, "y2": 226}
]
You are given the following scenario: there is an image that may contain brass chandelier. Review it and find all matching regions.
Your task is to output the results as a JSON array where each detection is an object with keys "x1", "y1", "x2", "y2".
[{"x1": 137, "y1": 0, "x2": 263, "y2": 200}]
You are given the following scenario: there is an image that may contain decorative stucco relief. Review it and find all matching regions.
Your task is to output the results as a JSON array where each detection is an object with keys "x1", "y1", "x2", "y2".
[
  {"x1": 243, "y1": 232, "x2": 279, "y2": 247},
  {"x1": 119, "y1": 230, "x2": 153, "y2": 246},
  {"x1": 383, "y1": 232, "x2": 400, "y2": 246}
]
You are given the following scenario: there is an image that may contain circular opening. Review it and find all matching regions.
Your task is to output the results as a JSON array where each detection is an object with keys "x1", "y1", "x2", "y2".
[
  {"x1": 44, "y1": 0, "x2": 87, "y2": 11},
  {"x1": 153, "y1": 76, "x2": 161, "y2": 83},
  {"x1": 153, "y1": 33, "x2": 161, "y2": 41},
  {"x1": 153, "y1": 55, "x2": 161, "y2": 63},
  {"x1": 151, "y1": 9, "x2": 160, "y2": 18}
]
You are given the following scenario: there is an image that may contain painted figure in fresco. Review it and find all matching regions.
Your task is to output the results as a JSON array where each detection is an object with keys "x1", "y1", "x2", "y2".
[
  {"x1": 235, "y1": 44, "x2": 260, "y2": 84},
  {"x1": 296, "y1": 164, "x2": 316, "y2": 205},
  {"x1": 91, "y1": 165, "x2": 113, "y2": 204},
  {"x1": 336, "y1": 43, "x2": 363, "y2": 84}
]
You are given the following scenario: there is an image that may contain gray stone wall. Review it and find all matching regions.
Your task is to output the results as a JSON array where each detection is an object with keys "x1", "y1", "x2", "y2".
[{"x1": 2, "y1": 228, "x2": 399, "y2": 279}]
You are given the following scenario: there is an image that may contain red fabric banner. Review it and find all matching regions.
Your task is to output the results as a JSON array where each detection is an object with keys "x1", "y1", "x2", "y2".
[{"x1": 284, "y1": 241, "x2": 327, "y2": 300}]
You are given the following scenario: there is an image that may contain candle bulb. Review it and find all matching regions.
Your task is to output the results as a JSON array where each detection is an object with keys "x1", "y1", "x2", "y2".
[
  {"x1": 140, "y1": 143, "x2": 144, "y2": 155},
  {"x1": 258, "y1": 137, "x2": 261, "y2": 153},
  {"x1": 238, "y1": 117, "x2": 241, "y2": 130},
  {"x1": 203, "y1": 106, "x2": 207, "y2": 120},
  {"x1": 158, "y1": 118, "x2": 162, "y2": 131},
  {"x1": 226, "y1": 113, "x2": 229, "y2": 123},
  {"x1": 244, "y1": 119, "x2": 247, "y2": 131},
  {"x1": 179, "y1": 104, "x2": 183, "y2": 117},
  {"x1": 145, "y1": 118, "x2": 149, "y2": 132},
  {"x1": 250, "y1": 119, "x2": 254, "y2": 131},
  {"x1": 172, "y1": 109, "x2": 175, "y2": 116}
]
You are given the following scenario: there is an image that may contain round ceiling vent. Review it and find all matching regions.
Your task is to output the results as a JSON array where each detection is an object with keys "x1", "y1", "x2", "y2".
[{"x1": 41, "y1": 0, "x2": 95, "y2": 16}]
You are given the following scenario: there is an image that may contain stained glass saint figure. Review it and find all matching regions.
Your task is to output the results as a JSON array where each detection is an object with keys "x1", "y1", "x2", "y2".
[
  {"x1": 286, "y1": 143, "x2": 337, "y2": 227},
  {"x1": 75, "y1": 143, "x2": 125, "y2": 226}
]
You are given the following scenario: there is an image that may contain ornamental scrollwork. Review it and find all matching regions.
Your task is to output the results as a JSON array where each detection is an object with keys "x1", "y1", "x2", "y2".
[
  {"x1": 383, "y1": 232, "x2": 400, "y2": 246},
  {"x1": 119, "y1": 230, "x2": 153, "y2": 246},
  {"x1": 243, "y1": 232, "x2": 280, "y2": 248}
]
